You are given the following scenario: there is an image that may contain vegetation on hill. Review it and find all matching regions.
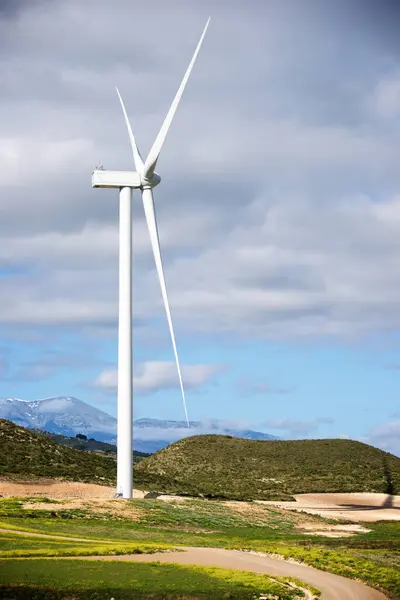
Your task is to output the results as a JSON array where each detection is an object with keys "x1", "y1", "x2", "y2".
[
  {"x1": 0, "y1": 419, "x2": 116, "y2": 485},
  {"x1": 134, "y1": 434, "x2": 400, "y2": 500},
  {"x1": 2, "y1": 419, "x2": 400, "y2": 503}
]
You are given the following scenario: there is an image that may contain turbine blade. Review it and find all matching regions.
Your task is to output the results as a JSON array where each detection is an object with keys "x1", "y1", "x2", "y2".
[
  {"x1": 141, "y1": 187, "x2": 190, "y2": 427},
  {"x1": 116, "y1": 87, "x2": 144, "y2": 173},
  {"x1": 143, "y1": 18, "x2": 210, "y2": 179}
]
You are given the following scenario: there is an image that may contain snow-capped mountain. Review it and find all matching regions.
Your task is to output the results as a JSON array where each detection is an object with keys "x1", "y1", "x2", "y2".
[
  {"x1": 0, "y1": 396, "x2": 117, "y2": 441},
  {"x1": 0, "y1": 397, "x2": 277, "y2": 453}
]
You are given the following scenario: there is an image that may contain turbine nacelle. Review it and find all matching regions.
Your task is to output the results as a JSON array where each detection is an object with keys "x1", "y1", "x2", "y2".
[{"x1": 92, "y1": 169, "x2": 161, "y2": 190}]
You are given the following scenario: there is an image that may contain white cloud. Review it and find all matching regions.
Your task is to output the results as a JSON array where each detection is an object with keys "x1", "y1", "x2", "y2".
[
  {"x1": 237, "y1": 377, "x2": 292, "y2": 396},
  {"x1": 92, "y1": 361, "x2": 221, "y2": 395},
  {"x1": 262, "y1": 417, "x2": 334, "y2": 438},
  {"x1": 367, "y1": 420, "x2": 400, "y2": 456},
  {"x1": 369, "y1": 73, "x2": 400, "y2": 119}
]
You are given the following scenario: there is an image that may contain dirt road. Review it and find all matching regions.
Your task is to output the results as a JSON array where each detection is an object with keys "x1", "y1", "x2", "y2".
[{"x1": 80, "y1": 547, "x2": 388, "y2": 600}]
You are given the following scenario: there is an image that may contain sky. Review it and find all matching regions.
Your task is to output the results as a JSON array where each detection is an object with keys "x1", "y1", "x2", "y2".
[{"x1": 0, "y1": 0, "x2": 400, "y2": 455}]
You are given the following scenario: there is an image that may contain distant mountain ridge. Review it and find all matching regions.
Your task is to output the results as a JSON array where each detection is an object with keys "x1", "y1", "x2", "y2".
[
  {"x1": 0, "y1": 396, "x2": 116, "y2": 442},
  {"x1": 0, "y1": 397, "x2": 277, "y2": 453}
]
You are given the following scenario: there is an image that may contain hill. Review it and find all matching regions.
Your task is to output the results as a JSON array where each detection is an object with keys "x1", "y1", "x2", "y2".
[
  {"x1": 133, "y1": 434, "x2": 400, "y2": 501},
  {"x1": 0, "y1": 397, "x2": 277, "y2": 452},
  {"x1": 0, "y1": 419, "x2": 116, "y2": 485}
]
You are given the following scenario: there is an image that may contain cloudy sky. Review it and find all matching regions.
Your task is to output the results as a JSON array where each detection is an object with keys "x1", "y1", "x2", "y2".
[{"x1": 1, "y1": 0, "x2": 400, "y2": 454}]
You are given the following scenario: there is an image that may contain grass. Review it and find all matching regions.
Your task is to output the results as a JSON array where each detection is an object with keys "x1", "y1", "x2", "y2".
[
  {"x1": 0, "y1": 531, "x2": 172, "y2": 558},
  {"x1": 134, "y1": 434, "x2": 400, "y2": 501},
  {"x1": 0, "y1": 496, "x2": 399, "y2": 597},
  {"x1": 1, "y1": 419, "x2": 399, "y2": 597},
  {"x1": 0, "y1": 496, "x2": 333, "y2": 543},
  {"x1": 0, "y1": 559, "x2": 311, "y2": 599}
]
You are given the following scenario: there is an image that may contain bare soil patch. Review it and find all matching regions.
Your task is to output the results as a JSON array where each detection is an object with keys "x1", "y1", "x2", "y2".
[
  {"x1": 0, "y1": 481, "x2": 151, "y2": 520},
  {"x1": 224, "y1": 499, "x2": 370, "y2": 535},
  {"x1": 0, "y1": 480, "x2": 115, "y2": 500},
  {"x1": 257, "y1": 492, "x2": 400, "y2": 522},
  {"x1": 298, "y1": 523, "x2": 370, "y2": 537}
]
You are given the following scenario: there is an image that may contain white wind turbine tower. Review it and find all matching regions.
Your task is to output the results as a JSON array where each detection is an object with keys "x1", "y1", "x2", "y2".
[{"x1": 92, "y1": 19, "x2": 210, "y2": 499}]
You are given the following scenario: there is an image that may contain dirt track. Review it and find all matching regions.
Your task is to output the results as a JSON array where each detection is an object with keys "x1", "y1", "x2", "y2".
[{"x1": 78, "y1": 547, "x2": 388, "y2": 600}]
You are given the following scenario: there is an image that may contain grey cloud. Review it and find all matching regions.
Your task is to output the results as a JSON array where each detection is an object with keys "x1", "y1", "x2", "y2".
[
  {"x1": 0, "y1": 0, "x2": 34, "y2": 18},
  {"x1": 2, "y1": 1, "x2": 400, "y2": 341}
]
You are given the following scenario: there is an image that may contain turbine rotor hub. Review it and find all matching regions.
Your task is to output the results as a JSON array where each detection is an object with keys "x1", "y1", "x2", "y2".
[{"x1": 141, "y1": 172, "x2": 161, "y2": 189}]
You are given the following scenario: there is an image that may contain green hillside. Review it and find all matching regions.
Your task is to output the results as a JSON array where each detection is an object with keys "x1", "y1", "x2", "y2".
[
  {"x1": 3, "y1": 419, "x2": 400, "y2": 501},
  {"x1": 133, "y1": 434, "x2": 400, "y2": 500},
  {"x1": 0, "y1": 419, "x2": 116, "y2": 485}
]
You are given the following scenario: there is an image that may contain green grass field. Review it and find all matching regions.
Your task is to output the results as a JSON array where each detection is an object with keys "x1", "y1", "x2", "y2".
[
  {"x1": 1, "y1": 420, "x2": 399, "y2": 598},
  {"x1": 0, "y1": 559, "x2": 311, "y2": 600},
  {"x1": 0, "y1": 496, "x2": 399, "y2": 598}
]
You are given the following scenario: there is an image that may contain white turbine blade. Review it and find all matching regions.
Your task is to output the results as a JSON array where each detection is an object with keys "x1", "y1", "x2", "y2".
[
  {"x1": 143, "y1": 18, "x2": 210, "y2": 179},
  {"x1": 141, "y1": 187, "x2": 190, "y2": 427},
  {"x1": 116, "y1": 87, "x2": 144, "y2": 173}
]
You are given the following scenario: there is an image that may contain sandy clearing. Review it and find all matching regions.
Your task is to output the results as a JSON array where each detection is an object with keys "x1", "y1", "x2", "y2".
[
  {"x1": 0, "y1": 480, "x2": 151, "y2": 500},
  {"x1": 70, "y1": 547, "x2": 388, "y2": 600},
  {"x1": 256, "y1": 493, "x2": 400, "y2": 522},
  {"x1": 298, "y1": 523, "x2": 370, "y2": 537},
  {"x1": 21, "y1": 499, "x2": 144, "y2": 520},
  {"x1": 0, "y1": 481, "x2": 116, "y2": 499},
  {"x1": 296, "y1": 523, "x2": 371, "y2": 538}
]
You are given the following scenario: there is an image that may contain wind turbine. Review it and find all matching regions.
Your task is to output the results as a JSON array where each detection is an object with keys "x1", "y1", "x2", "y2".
[{"x1": 92, "y1": 19, "x2": 210, "y2": 499}]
